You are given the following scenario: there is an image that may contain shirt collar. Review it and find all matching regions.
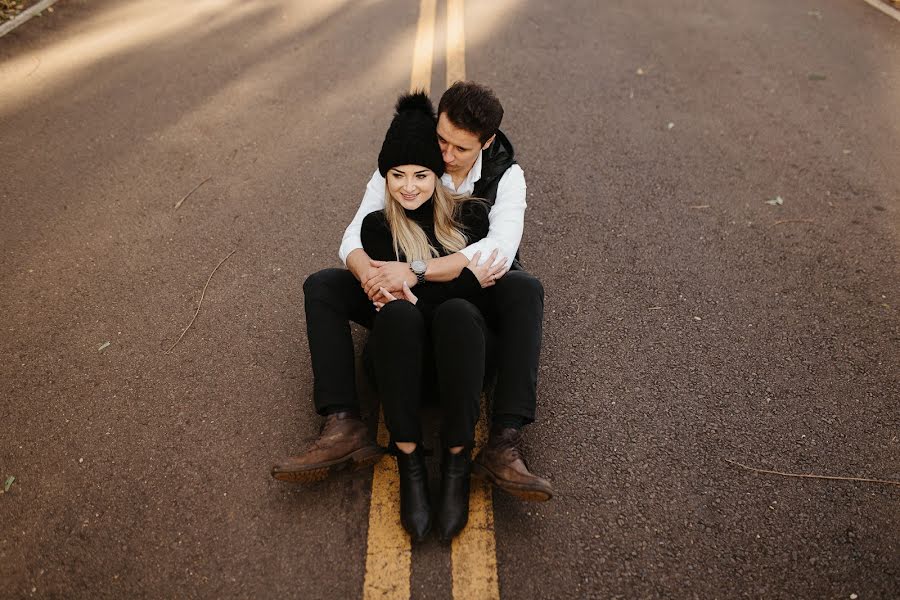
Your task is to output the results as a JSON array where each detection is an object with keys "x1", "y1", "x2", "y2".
[{"x1": 441, "y1": 150, "x2": 483, "y2": 195}]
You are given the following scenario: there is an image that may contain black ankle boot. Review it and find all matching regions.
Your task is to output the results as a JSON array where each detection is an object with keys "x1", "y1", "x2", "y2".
[
  {"x1": 438, "y1": 448, "x2": 471, "y2": 542},
  {"x1": 395, "y1": 446, "x2": 431, "y2": 542}
]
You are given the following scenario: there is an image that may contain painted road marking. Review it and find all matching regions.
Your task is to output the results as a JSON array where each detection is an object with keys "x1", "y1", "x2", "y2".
[
  {"x1": 363, "y1": 412, "x2": 410, "y2": 600},
  {"x1": 444, "y1": 3, "x2": 502, "y2": 595},
  {"x1": 363, "y1": 0, "x2": 437, "y2": 584},
  {"x1": 364, "y1": 1, "x2": 501, "y2": 598},
  {"x1": 446, "y1": 0, "x2": 466, "y2": 87},
  {"x1": 410, "y1": 0, "x2": 437, "y2": 93},
  {"x1": 452, "y1": 400, "x2": 501, "y2": 600},
  {"x1": 365, "y1": 0, "x2": 440, "y2": 590}
]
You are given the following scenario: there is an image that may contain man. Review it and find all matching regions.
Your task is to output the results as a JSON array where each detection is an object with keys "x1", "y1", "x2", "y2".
[{"x1": 272, "y1": 82, "x2": 552, "y2": 501}]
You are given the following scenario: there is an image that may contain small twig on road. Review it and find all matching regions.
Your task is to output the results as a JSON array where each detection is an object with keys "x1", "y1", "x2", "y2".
[
  {"x1": 167, "y1": 249, "x2": 237, "y2": 353},
  {"x1": 725, "y1": 458, "x2": 900, "y2": 487},
  {"x1": 689, "y1": 204, "x2": 710, "y2": 209},
  {"x1": 26, "y1": 57, "x2": 41, "y2": 77},
  {"x1": 773, "y1": 218, "x2": 814, "y2": 226},
  {"x1": 174, "y1": 176, "x2": 211, "y2": 210}
]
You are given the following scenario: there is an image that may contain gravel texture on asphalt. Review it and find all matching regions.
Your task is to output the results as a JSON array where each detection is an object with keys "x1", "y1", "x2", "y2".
[{"x1": 1, "y1": 0, "x2": 898, "y2": 598}]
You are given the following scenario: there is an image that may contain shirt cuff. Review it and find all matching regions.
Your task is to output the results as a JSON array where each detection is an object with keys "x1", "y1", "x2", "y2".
[{"x1": 339, "y1": 239, "x2": 363, "y2": 265}]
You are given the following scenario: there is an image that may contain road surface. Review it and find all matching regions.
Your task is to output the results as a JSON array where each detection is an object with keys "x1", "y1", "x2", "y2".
[{"x1": 1, "y1": 0, "x2": 898, "y2": 598}]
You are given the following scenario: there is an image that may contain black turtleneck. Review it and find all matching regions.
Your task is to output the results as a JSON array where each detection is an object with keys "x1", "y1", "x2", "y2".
[{"x1": 360, "y1": 196, "x2": 490, "y2": 316}]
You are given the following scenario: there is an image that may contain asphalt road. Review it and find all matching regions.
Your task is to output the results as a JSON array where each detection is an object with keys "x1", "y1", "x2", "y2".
[{"x1": 1, "y1": 1, "x2": 898, "y2": 598}]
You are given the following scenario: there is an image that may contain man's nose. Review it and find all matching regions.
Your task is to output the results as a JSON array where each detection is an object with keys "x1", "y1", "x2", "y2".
[{"x1": 442, "y1": 149, "x2": 454, "y2": 163}]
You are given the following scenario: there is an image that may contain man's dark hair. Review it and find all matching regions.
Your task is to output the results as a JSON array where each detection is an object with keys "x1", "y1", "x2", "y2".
[{"x1": 438, "y1": 81, "x2": 504, "y2": 144}]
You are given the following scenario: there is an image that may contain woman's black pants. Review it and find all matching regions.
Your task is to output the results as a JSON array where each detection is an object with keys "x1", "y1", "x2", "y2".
[
  {"x1": 303, "y1": 267, "x2": 542, "y2": 425},
  {"x1": 369, "y1": 298, "x2": 495, "y2": 449}
]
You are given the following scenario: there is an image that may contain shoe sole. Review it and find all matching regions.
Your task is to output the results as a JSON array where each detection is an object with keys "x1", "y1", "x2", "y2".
[
  {"x1": 271, "y1": 446, "x2": 385, "y2": 483},
  {"x1": 471, "y1": 462, "x2": 553, "y2": 502}
]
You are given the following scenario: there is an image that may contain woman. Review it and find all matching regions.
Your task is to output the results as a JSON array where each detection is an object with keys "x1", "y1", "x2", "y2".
[{"x1": 361, "y1": 92, "x2": 498, "y2": 542}]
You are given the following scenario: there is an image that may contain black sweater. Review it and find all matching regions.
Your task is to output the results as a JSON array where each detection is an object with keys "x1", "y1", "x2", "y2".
[{"x1": 361, "y1": 197, "x2": 490, "y2": 318}]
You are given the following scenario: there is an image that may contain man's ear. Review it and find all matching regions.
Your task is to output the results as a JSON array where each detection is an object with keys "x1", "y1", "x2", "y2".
[{"x1": 481, "y1": 134, "x2": 497, "y2": 150}]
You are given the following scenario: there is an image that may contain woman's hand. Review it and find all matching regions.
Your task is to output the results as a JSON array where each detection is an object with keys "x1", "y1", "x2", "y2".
[
  {"x1": 373, "y1": 281, "x2": 419, "y2": 311},
  {"x1": 363, "y1": 261, "x2": 417, "y2": 301},
  {"x1": 466, "y1": 249, "x2": 508, "y2": 288}
]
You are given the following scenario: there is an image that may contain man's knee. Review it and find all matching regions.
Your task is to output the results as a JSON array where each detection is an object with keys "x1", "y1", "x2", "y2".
[
  {"x1": 495, "y1": 271, "x2": 544, "y2": 304},
  {"x1": 304, "y1": 268, "x2": 354, "y2": 299}
]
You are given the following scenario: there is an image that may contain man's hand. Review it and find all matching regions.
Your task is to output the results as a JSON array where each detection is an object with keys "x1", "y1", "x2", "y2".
[
  {"x1": 363, "y1": 261, "x2": 417, "y2": 300},
  {"x1": 346, "y1": 249, "x2": 380, "y2": 284},
  {"x1": 466, "y1": 249, "x2": 509, "y2": 288},
  {"x1": 373, "y1": 281, "x2": 419, "y2": 311}
]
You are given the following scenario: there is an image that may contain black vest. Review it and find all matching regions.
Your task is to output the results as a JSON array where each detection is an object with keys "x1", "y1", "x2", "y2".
[
  {"x1": 472, "y1": 130, "x2": 516, "y2": 205},
  {"x1": 471, "y1": 130, "x2": 523, "y2": 269}
]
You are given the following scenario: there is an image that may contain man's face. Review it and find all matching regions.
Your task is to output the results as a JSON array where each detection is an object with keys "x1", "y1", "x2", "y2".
[{"x1": 436, "y1": 113, "x2": 495, "y2": 178}]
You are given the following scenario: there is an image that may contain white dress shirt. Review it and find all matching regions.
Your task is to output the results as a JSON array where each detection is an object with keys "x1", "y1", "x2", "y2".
[{"x1": 338, "y1": 150, "x2": 527, "y2": 267}]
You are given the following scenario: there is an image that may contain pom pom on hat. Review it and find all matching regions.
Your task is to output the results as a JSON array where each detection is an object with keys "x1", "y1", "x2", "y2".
[{"x1": 378, "y1": 91, "x2": 444, "y2": 178}]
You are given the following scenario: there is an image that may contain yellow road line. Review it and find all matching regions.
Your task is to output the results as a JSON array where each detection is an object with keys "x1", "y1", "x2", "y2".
[
  {"x1": 446, "y1": 0, "x2": 466, "y2": 86},
  {"x1": 363, "y1": 412, "x2": 410, "y2": 600},
  {"x1": 410, "y1": 0, "x2": 437, "y2": 93},
  {"x1": 365, "y1": 1, "x2": 501, "y2": 598},
  {"x1": 363, "y1": 2, "x2": 438, "y2": 595},
  {"x1": 451, "y1": 397, "x2": 500, "y2": 600},
  {"x1": 447, "y1": 2, "x2": 501, "y2": 596}
]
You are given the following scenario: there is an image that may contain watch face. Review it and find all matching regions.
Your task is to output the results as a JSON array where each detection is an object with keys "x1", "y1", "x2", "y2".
[{"x1": 411, "y1": 260, "x2": 427, "y2": 274}]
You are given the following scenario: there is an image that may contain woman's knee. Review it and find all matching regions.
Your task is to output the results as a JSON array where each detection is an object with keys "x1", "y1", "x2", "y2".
[
  {"x1": 432, "y1": 298, "x2": 481, "y2": 328},
  {"x1": 375, "y1": 299, "x2": 424, "y2": 331},
  {"x1": 432, "y1": 299, "x2": 486, "y2": 347}
]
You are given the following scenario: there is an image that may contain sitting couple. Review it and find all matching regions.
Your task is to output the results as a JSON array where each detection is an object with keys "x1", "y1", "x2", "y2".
[{"x1": 273, "y1": 82, "x2": 552, "y2": 542}]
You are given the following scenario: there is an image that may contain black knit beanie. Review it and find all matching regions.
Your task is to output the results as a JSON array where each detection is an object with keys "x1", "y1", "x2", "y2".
[{"x1": 378, "y1": 91, "x2": 445, "y2": 178}]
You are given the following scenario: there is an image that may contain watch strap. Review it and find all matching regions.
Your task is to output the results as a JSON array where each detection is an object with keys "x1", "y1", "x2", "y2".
[{"x1": 410, "y1": 261, "x2": 427, "y2": 285}]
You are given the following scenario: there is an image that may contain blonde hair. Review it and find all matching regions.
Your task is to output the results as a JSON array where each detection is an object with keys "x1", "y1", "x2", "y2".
[{"x1": 384, "y1": 181, "x2": 470, "y2": 261}]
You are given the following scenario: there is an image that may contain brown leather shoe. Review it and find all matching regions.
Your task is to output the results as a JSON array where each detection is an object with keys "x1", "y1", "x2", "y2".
[
  {"x1": 271, "y1": 412, "x2": 384, "y2": 483},
  {"x1": 473, "y1": 427, "x2": 553, "y2": 501}
]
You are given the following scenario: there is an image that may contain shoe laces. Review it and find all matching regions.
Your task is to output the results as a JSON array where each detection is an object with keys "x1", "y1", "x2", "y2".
[{"x1": 492, "y1": 430, "x2": 526, "y2": 464}]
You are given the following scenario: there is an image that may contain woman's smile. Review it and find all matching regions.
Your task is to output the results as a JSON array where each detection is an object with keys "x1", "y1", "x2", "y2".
[{"x1": 388, "y1": 165, "x2": 437, "y2": 210}]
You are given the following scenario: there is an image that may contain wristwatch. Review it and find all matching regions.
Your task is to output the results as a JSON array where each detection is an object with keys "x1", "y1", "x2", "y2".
[{"x1": 410, "y1": 260, "x2": 427, "y2": 285}]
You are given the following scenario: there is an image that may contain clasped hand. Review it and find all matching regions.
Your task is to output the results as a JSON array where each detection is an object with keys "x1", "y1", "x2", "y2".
[
  {"x1": 373, "y1": 282, "x2": 418, "y2": 311},
  {"x1": 361, "y1": 260, "x2": 414, "y2": 302},
  {"x1": 362, "y1": 249, "x2": 509, "y2": 304}
]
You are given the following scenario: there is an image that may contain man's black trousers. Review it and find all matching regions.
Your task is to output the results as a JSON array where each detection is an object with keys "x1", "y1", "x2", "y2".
[{"x1": 302, "y1": 267, "x2": 544, "y2": 425}]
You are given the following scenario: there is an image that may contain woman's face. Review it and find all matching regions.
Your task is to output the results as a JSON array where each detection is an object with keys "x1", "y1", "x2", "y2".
[{"x1": 387, "y1": 165, "x2": 436, "y2": 210}]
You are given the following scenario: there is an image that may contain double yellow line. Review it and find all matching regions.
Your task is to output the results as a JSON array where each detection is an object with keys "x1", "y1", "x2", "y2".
[
  {"x1": 363, "y1": 2, "x2": 500, "y2": 599},
  {"x1": 409, "y1": 0, "x2": 467, "y2": 94}
]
